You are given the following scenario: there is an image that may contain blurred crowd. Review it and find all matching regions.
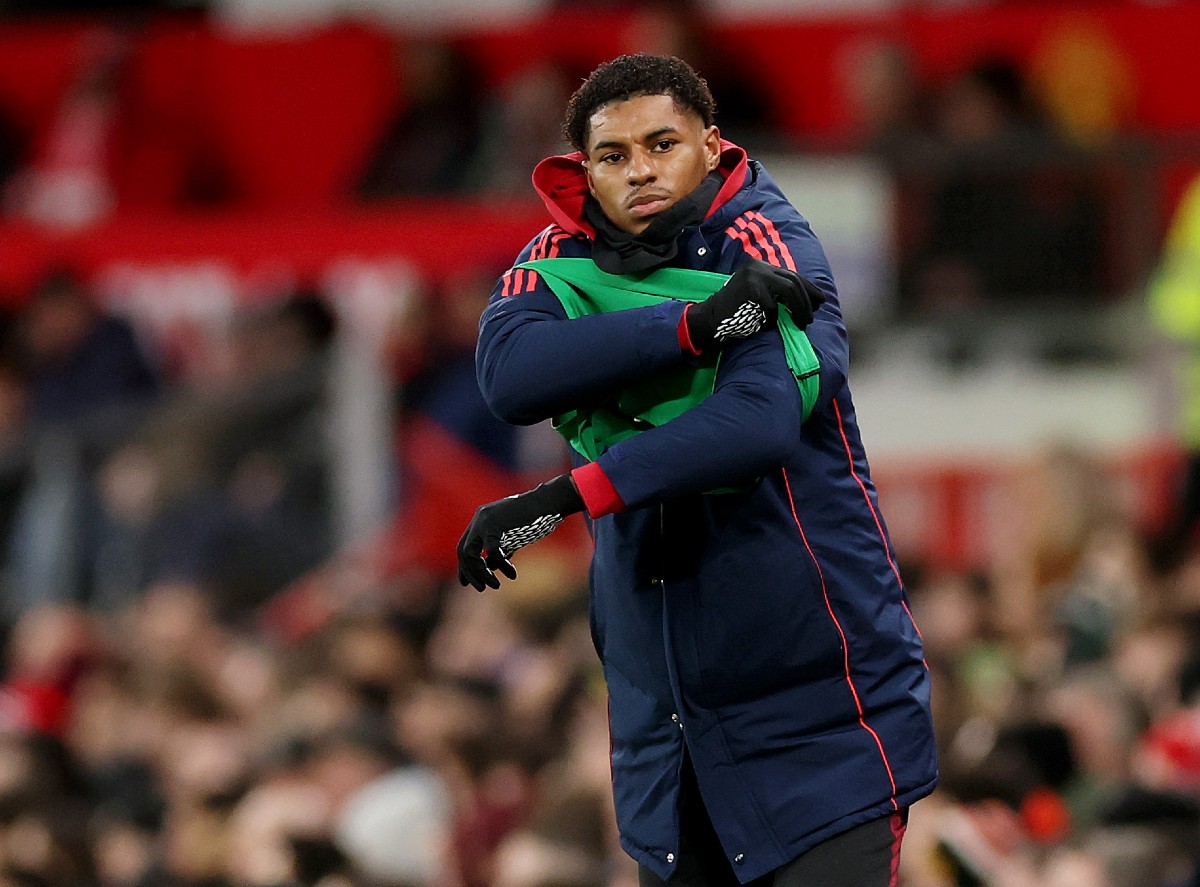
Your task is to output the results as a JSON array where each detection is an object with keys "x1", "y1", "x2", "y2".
[
  {"x1": 1, "y1": 274, "x2": 1200, "y2": 887},
  {"x1": 0, "y1": 3, "x2": 1197, "y2": 887}
]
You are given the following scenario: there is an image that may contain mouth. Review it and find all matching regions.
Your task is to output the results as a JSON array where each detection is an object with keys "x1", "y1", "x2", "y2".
[{"x1": 627, "y1": 193, "x2": 671, "y2": 218}]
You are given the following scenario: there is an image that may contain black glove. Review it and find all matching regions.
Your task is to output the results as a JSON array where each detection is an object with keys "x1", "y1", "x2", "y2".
[
  {"x1": 457, "y1": 474, "x2": 585, "y2": 591},
  {"x1": 686, "y1": 258, "x2": 826, "y2": 352}
]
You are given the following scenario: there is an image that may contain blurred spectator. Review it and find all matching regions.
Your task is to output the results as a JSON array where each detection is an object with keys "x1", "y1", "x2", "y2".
[
  {"x1": 843, "y1": 39, "x2": 931, "y2": 156},
  {"x1": 334, "y1": 764, "x2": 451, "y2": 886},
  {"x1": 104, "y1": 290, "x2": 338, "y2": 618},
  {"x1": 4, "y1": 270, "x2": 160, "y2": 617},
  {"x1": 467, "y1": 62, "x2": 573, "y2": 197},
  {"x1": 400, "y1": 267, "x2": 522, "y2": 473},
  {"x1": 356, "y1": 39, "x2": 485, "y2": 199},
  {"x1": 16, "y1": 271, "x2": 158, "y2": 432},
  {"x1": 1085, "y1": 786, "x2": 1200, "y2": 887},
  {"x1": 0, "y1": 604, "x2": 96, "y2": 736},
  {"x1": 901, "y1": 56, "x2": 1105, "y2": 314}
]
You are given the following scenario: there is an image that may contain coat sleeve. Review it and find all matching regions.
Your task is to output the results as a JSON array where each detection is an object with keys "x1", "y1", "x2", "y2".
[
  {"x1": 574, "y1": 326, "x2": 804, "y2": 513},
  {"x1": 476, "y1": 233, "x2": 692, "y2": 426},
  {"x1": 720, "y1": 194, "x2": 849, "y2": 417}
]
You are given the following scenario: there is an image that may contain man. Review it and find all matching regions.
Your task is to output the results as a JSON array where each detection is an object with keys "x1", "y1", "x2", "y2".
[{"x1": 457, "y1": 54, "x2": 937, "y2": 886}]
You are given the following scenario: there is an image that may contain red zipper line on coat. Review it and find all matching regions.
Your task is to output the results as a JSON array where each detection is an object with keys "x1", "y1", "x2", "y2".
[
  {"x1": 832, "y1": 399, "x2": 927, "y2": 655},
  {"x1": 781, "y1": 467, "x2": 899, "y2": 807}
]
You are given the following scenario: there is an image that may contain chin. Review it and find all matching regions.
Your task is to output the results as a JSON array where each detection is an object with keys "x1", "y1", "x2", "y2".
[{"x1": 625, "y1": 215, "x2": 657, "y2": 235}]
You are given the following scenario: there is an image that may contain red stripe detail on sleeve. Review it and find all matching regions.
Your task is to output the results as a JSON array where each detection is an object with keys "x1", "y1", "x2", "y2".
[
  {"x1": 782, "y1": 467, "x2": 899, "y2": 806},
  {"x1": 725, "y1": 218, "x2": 765, "y2": 260},
  {"x1": 513, "y1": 268, "x2": 525, "y2": 293},
  {"x1": 749, "y1": 212, "x2": 798, "y2": 272},
  {"x1": 736, "y1": 216, "x2": 783, "y2": 268},
  {"x1": 571, "y1": 462, "x2": 626, "y2": 518},
  {"x1": 523, "y1": 271, "x2": 540, "y2": 292},
  {"x1": 501, "y1": 271, "x2": 513, "y2": 298}
]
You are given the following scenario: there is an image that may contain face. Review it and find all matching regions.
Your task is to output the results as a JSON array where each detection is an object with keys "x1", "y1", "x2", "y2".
[{"x1": 582, "y1": 93, "x2": 721, "y2": 234}]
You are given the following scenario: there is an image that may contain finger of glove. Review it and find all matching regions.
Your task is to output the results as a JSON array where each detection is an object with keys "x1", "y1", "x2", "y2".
[
  {"x1": 778, "y1": 286, "x2": 814, "y2": 326},
  {"x1": 763, "y1": 267, "x2": 804, "y2": 296},
  {"x1": 801, "y1": 277, "x2": 827, "y2": 308},
  {"x1": 495, "y1": 558, "x2": 518, "y2": 581},
  {"x1": 787, "y1": 276, "x2": 827, "y2": 321},
  {"x1": 749, "y1": 281, "x2": 780, "y2": 323},
  {"x1": 769, "y1": 274, "x2": 819, "y2": 325},
  {"x1": 481, "y1": 533, "x2": 514, "y2": 576},
  {"x1": 457, "y1": 522, "x2": 500, "y2": 591},
  {"x1": 482, "y1": 554, "x2": 516, "y2": 583},
  {"x1": 458, "y1": 557, "x2": 498, "y2": 591},
  {"x1": 483, "y1": 541, "x2": 516, "y2": 579},
  {"x1": 719, "y1": 261, "x2": 768, "y2": 303},
  {"x1": 733, "y1": 257, "x2": 774, "y2": 282},
  {"x1": 458, "y1": 565, "x2": 481, "y2": 591}
]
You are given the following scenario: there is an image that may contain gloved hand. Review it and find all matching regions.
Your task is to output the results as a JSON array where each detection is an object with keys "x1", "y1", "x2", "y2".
[
  {"x1": 457, "y1": 474, "x2": 585, "y2": 591},
  {"x1": 686, "y1": 258, "x2": 826, "y2": 352}
]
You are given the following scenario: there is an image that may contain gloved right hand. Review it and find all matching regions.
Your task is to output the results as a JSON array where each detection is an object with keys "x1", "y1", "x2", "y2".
[
  {"x1": 456, "y1": 474, "x2": 584, "y2": 592},
  {"x1": 685, "y1": 258, "x2": 826, "y2": 352}
]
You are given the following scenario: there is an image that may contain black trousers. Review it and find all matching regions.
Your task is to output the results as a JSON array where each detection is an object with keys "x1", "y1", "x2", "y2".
[{"x1": 638, "y1": 759, "x2": 908, "y2": 887}]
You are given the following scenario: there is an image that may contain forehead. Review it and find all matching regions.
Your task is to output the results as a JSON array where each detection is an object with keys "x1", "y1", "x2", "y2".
[{"x1": 585, "y1": 93, "x2": 703, "y2": 149}]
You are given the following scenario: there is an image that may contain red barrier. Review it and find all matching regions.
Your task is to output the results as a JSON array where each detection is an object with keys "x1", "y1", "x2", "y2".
[{"x1": 0, "y1": 200, "x2": 548, "y2": 299}]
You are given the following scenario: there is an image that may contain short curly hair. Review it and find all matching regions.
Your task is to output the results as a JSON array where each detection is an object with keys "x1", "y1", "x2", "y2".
[{"x1": 563, "y1": 54, "x2": 716, "y2": 152}]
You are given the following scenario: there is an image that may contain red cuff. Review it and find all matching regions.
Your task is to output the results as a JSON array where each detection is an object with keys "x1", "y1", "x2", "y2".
[
  {"x1": 571, "y1": 462, "x2": 626, "y2": 518},
  {"x1": 677, "y1": 304, "x2": 702, "y2": 356}
]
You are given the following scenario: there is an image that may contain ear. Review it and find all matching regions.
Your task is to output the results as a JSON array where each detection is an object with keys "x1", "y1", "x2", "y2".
[
  {"x1": 703, "y1": 126, "x2": 721, "y2": 172},
  {"x1": 582, "y1": 158, "x2": 597, "y2": 195}
]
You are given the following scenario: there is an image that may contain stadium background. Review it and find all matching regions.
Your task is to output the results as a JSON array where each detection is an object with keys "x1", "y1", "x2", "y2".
[{"x1": 0, "y1": 1, "x2": 1199, "y2": 885}]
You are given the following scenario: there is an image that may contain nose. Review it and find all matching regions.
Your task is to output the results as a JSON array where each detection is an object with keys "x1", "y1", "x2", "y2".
[{"x1": 626, "y1": 148, "x2": 656, "y2": 186}]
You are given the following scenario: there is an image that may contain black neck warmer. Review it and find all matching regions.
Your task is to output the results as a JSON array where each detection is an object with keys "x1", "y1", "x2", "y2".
[{"x1": 584, "y1": 171, "x2": 724, "y2": 275}]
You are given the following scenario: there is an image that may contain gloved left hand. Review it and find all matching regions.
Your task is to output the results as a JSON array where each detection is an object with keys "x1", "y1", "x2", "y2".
[
  {"x1": 457, "y1": 474, "x2": 585, "y2": 591},
  {"x1": 685, "y1": 258, "x2": 826, "y2": 352}
]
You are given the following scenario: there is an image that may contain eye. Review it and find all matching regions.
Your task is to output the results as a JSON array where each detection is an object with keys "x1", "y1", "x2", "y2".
[
  {"x1": 653, "y1": 139, "x2": 676, "y2": 152},
  {"x1": 600, "y1": 152, "x2": 623, "y2": 164}
]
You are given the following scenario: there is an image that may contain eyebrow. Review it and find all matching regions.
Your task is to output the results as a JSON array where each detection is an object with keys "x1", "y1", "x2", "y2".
[{"x1": 590, "y1": 126, "x2": 681, "y2": 153}]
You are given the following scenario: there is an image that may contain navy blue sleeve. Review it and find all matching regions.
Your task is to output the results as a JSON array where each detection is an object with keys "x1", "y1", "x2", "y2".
[
  {"x1": 771, "y1": 215, "x2": 848, "y2": 418},
  {"x1": 720, "y1": 175, "x2": 848, "y2": 417},
  {"x1": 594, "y1": 328, "x2": 803, "y2": 507},
  {"x1": 476, "y1": 235, "x2": 691, "y2": 426}
]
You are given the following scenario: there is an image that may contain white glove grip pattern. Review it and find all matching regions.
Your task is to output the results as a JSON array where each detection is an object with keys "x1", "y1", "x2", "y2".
[
  {"x1": 498, "y1": 514, "x2": 563, "y2": 557},
  {"x1": 713, "y1": 301, "x2": 767, "y2": 341}
]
